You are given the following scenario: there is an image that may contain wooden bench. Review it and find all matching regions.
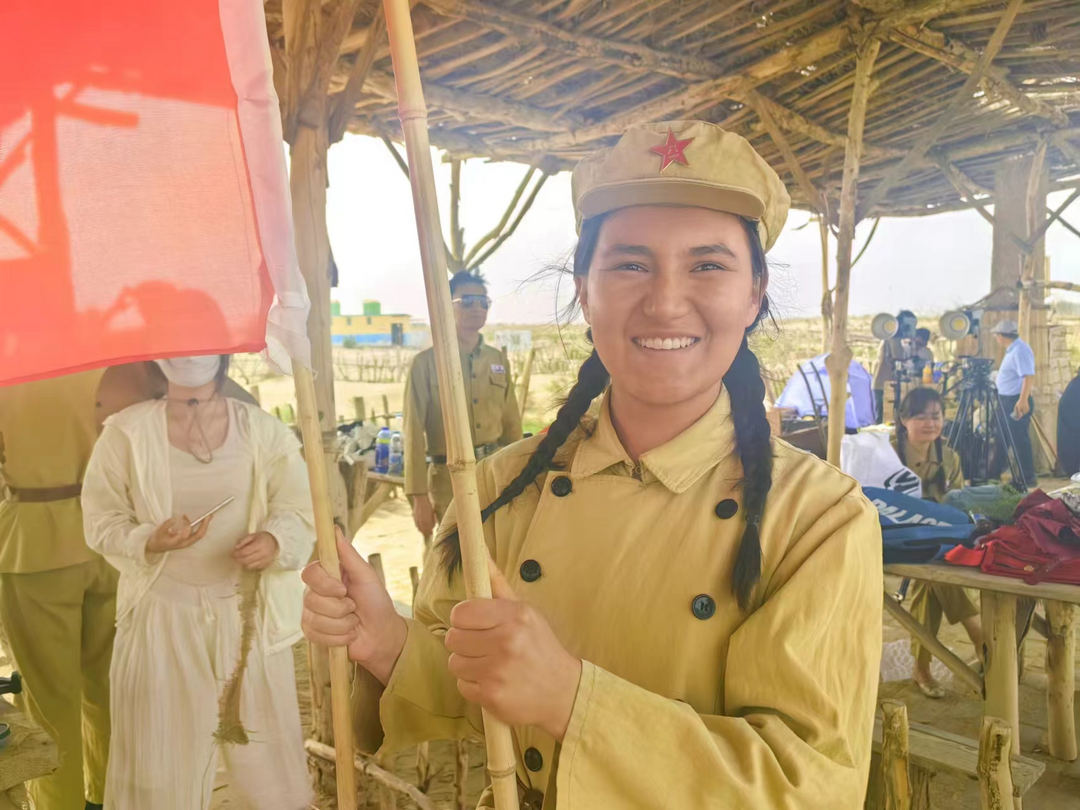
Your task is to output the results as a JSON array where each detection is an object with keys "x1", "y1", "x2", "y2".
[{"x1": 866, "y1": 702, "x2": 1044, "y2": 810}]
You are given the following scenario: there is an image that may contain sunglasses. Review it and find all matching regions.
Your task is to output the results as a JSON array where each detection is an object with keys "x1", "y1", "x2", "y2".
[{"x1": 452, "y1": 294, "x2": 491, "y2": 310}]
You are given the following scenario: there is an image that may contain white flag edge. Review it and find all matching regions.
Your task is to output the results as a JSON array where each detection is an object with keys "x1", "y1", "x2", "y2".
[{"x1": 218, "y1": 0, "x2": 311, "y2": 375}]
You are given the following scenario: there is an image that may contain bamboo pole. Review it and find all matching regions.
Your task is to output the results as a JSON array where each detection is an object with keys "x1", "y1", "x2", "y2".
[
  {"x1": 880, "y1": 701, "x2": 912, "y2": 810},
  {"x1": 293, "y1": 361, "x2": 357, "y2": 810},
  {"x1": 825, "y1": 36, "x2": 880, "y2": 466},
  {"x1": 409, "y1": 565, "x2": 433, "y2": 791},
  {"x1": 977, "y1": 717, "x2": 1016, "y2": 810},
  {"x1": 381, "y1": 0, "x2": 519, "y2": 807},
  {"x1": 1045, "y1": 601, "x2": 1077, "y2": 761},
  {"x1": 518, "y1": 346, "x2": 536, "y2": 420}
]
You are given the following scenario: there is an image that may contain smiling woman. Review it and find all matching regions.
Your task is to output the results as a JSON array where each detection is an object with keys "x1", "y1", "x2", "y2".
[{"x1": 301, "y1": 120, "x2": 884, "y2": 810}]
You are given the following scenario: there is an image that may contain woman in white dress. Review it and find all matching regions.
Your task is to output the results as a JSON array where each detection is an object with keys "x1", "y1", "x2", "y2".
[{"x1": 82, "y1": 355, "x2": 314, "y2": 810}]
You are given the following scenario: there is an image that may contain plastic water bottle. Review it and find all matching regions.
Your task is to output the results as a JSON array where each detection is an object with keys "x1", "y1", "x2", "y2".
[
  {"x1": 389, "y1": 431, "x2": 404, "y2": 476},
  {"x1": 374, "y1": 427, "x2": 391, "y2": 473}
]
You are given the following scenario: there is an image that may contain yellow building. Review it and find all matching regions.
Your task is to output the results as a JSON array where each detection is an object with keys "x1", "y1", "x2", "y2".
[{"x1": 331, "y1": 301, "x2": 421, "y2": 347}]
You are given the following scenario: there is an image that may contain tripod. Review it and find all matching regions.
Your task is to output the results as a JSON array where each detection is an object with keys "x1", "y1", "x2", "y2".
[{"x1": 946, "y1": 357, "x2": 1028, "y2": 489}]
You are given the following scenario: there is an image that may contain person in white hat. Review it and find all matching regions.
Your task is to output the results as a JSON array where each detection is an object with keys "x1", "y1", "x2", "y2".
[
  {"x1": 991, "y1": 319, "x2": 1036, "y2": 485},
  {"x1": 302, "y1": 121, "x2": 882, "y2": 809}
]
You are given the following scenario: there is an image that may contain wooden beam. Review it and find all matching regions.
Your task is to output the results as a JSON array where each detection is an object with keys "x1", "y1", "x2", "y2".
[
  {"x1": 933, "y1": 154, "x2": 998, "y2": 228},
  {"x1": 885, "y1": 24, "x2": 1069, "y2": 126},
  {"x1": 329, "y1": 6, "x2": 386, "y2": 143},
  {"x1": 826, "y1": 35, "x2": 880, "y2": 467},
  {"x1": 883, "y1": 593, "x2": 984, "y2": 694},
  {"x1": 873, "y1": 0, "x2": 995, "y2": 29},
  {"x1": 422, "y1": 0, "x2": 719, "y2": 80},
  {"x1": 1029, "y1": 186, "x2": 1080, "y2": 246},
  {"x1": 739, "y1": 89, "x2": 905, "y2": 159},
  {"x1": 359, "y1": 68, "x2": 583, "y2": 132},
  {"x1": 858, "y1": 0, "x2": 1026, "y2": 220},
  {"x1": 509, "y1": 25, "x2": 852, "y2": 154},
  {"x1": 464, "y1": 165, "x2": 536, "y2": 266},
  {"x1": 748, "y1": 89, "x2": 826, "y2": 214}
]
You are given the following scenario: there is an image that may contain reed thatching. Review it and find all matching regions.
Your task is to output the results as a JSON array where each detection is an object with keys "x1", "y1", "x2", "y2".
[{"x1": 265, "y1": 0, "x2": 1080, "y2": 220}]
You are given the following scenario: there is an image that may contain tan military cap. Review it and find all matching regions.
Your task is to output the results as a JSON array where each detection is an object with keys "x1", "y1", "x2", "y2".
[{"x1": 571, "y1": 120, "x2": 791, "y2": 252}]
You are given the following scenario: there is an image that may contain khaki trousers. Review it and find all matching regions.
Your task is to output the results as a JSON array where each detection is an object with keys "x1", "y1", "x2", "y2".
[
  {"x1": 428, "y1": 463, "x2": 455, "y2": 524},
  {"x1": 908, "y1": 582, "x2": 979, "y2": 669},
  {"x1": 0, "y1": 557, "x2": 118, "y2": 808}
]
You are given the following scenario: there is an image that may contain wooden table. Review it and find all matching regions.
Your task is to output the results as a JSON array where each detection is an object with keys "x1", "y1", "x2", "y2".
[{"x1": 884, "y1": 563, "x2": 1078, "y2": 763}]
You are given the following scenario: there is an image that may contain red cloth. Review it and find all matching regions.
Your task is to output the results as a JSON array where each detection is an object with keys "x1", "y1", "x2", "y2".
[
  {"x1": 945, "y1": 490, "x2": 1080, "y2": 586},
  {"x1": 0, "y1": 0, "x2": 307, "y2": 385}
]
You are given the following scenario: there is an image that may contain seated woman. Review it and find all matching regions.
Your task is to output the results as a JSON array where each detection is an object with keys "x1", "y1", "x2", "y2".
[
  {"x1": 893, "y1": 387, "x2": 983, "y2": 698},
  {"x1": 301, "y1": 121, "x2": 883, "y2": 808},
  {"x1": 82, "y1": 355, "x2": 314, "y2": 810}
]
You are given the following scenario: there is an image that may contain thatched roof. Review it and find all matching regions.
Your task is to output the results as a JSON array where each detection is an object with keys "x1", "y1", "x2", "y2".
[{"x1": 266, "y1": 0, "x2": 1080, "y2": 219}]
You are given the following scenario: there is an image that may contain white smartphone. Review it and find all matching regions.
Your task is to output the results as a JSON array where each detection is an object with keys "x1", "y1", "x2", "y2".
[{"x1": 190, "y1": 496, "x2": 235, "y2": 530}]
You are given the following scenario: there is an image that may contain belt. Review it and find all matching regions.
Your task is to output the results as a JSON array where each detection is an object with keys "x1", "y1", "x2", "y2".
[
  {"x1": 429, "y1": 443, "x2": 499, "y2": 465},
  {"x1": 7, "y1": 483, "x2": 83, "y2": 503}
]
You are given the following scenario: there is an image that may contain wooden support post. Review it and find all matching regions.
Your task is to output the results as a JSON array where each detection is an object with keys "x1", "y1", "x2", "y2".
[
  {"x1": 1045, "y1": 601, "x2": 1077, "y2": 761},
  {"x1": 881, "y1": 701, "x2": 912, "y2": 810},
  {"x1": 353, "y1": 396, "x2": 366, "y2": 421},
  {"x1": 449, "y1": 158, "x2": 465, "y2": 271},
  {"x1": 1019, "y1": 142, "x2": 1048, "y2": 344},
  {"x1": 382, "y1": 394, "x2": 392, "y2": 427},
  {"x1": 819, "y1": 216, "x2": 832, "y2": 355},
  {"x1": 825, "y1": 36, "x2": 879, "y2": 466},
  {"x1": 518, "y1": 347, "x2": 536, "y2": 420},
  {"x1": 983, "y1": 592, "x2": 1021, "y2": 751},
  {"x1": 977, "y1": 717, "x2": 1016, "y2": 810},
  {"x1": 750, "y1": 89, "x2": 826, "y2": 215},
  {"x1": 294, "y1": 362, "x2": 357, "y2": 810}
]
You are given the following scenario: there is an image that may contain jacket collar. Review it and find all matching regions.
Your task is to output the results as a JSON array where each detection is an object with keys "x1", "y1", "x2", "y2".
[{"x1": 570, "y1": 388, "x2": 738, "y2": 493}]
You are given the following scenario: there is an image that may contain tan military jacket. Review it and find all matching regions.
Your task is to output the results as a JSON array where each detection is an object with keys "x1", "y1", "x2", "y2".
[
  {"x1": 356, "y1": 388, "x2": 883, "y2": 809},
  {"x1": 892, "y1": 437, "x2": 963, "y2": 504},
  {"x1": 0, "y1": 370, "x2": 105, "y2": 573},
  {"x1": 403, "y1": 337, "x2": 522, "y2": 496}
]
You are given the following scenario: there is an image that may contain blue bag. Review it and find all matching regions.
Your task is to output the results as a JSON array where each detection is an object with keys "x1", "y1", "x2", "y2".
[{"x1": 863, "y1": 487, "x2": 973, "y2": 563}]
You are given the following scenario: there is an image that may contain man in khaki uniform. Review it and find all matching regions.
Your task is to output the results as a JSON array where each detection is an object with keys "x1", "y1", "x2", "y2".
[
  {"x1": 404, "y1": 272, "x2": 522, "y2": 534},
  {"x1": 0, "y1": 370, "x2": 118, "y2": 810}
]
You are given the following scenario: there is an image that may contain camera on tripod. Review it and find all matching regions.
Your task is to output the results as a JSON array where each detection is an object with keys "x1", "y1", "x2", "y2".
[{"x1": 947, "y1": 356, "x2": 1028, "y2": 489}]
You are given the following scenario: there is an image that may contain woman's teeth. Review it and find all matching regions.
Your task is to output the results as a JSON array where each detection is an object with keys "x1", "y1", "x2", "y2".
[{"x1": 635, "y1": 337, "x2": 698, "y2": 351}]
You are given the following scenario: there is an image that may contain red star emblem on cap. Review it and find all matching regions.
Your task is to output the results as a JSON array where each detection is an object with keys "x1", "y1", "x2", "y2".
[{"x1": 649, "y1": 128, "x2": 694, "y2": 172}]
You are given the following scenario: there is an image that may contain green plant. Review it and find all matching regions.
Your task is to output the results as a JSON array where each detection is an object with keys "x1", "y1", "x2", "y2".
[{"x1": 342, "y1": 336, "x2": 358, "y2": 350}]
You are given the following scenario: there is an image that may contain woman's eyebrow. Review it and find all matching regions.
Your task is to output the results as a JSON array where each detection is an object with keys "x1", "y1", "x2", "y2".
[
  {"x1": 605, "y1": 244, "x2": 652, "y2": 256},
  {"x1": 689, "y1": 243, "x2": 737, "y2": 258}
]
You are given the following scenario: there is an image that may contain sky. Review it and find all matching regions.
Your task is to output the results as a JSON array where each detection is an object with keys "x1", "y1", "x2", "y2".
[{"x1": 325, "y1": 133, "x2": 1080, "y2": 326}]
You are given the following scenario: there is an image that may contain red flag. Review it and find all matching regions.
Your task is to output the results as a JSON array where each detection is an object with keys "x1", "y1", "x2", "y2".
[{"x1": 0, "y1": 0, "x2": 310, "y2": 385}]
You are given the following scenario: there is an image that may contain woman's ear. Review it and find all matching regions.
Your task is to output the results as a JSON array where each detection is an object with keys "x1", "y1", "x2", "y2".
[{"x1": 575, "y1": 275, "x2": 592, "y2": 324}]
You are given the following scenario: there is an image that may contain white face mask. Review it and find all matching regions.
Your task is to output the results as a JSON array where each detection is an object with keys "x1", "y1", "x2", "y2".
[{"x1": 155, "y1": 356, "x2": 222, "y2": 388}]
